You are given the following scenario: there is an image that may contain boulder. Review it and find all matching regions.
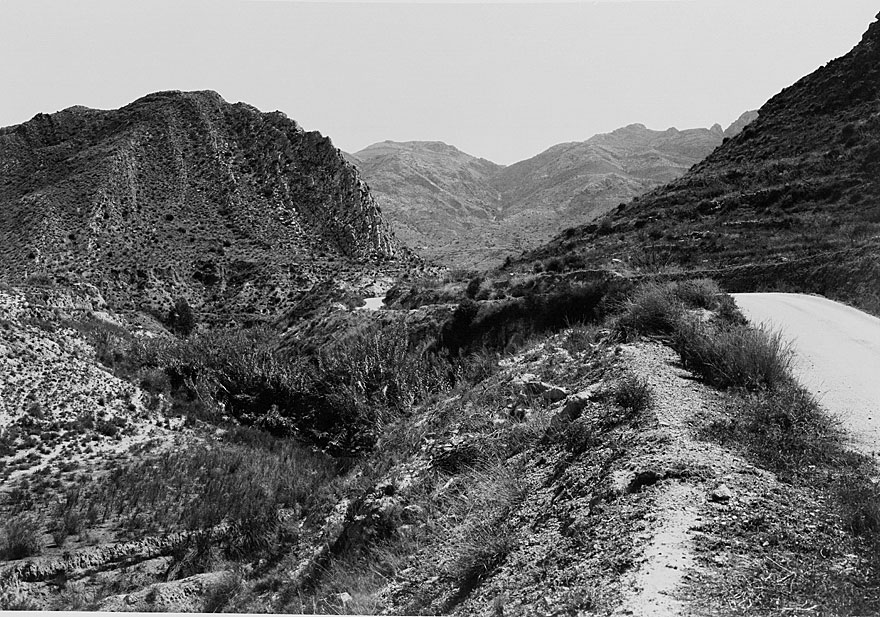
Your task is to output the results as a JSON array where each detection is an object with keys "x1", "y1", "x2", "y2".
[
  {"x1": 512, "y1": 373, "x2": 569, "y2": 401},
  {"x1": 709, "y1": 483, "x2": 733, "y2": 502}
]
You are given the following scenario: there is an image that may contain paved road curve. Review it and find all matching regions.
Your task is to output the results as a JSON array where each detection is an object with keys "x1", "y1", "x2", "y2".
[{"x1": 733, "y1": 293, "x2": 880, "y2": 456}]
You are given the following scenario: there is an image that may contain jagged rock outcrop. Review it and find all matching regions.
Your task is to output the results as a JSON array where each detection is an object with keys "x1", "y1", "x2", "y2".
[{"x1": 0, "y1": 90, "x2": 410, "y2": 321}]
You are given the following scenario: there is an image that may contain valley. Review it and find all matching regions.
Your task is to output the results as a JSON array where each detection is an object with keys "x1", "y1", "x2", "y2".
[{"x1": 1, "y1": 7, "x2": 879, "y2": 617}]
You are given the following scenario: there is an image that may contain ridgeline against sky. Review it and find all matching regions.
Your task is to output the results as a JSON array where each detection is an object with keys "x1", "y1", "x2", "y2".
[{"x1": 0, "y1": 0, "x2": 876, "y2": 164}]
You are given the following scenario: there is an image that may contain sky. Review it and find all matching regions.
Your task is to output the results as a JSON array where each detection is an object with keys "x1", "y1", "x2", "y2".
[{"x1": 0, "y1": 1, "x2": 876, "y2": 165}]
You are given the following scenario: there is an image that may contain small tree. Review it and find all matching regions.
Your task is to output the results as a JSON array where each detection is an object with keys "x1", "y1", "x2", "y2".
[
  {"x1": 465, "y1": 276, "x2": 483, "y2": 299},
  {"x1": 167, "y1": 297, "x2": 196, "y2": 336}
]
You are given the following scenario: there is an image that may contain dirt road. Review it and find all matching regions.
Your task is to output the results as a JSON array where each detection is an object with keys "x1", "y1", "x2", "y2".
[{"x1": 733, "y1": 293, "x2": 880, "y2": 456}]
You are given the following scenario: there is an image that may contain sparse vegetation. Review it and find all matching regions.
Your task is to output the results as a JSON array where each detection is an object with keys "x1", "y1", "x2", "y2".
[
  {"x1": 612, "y1": 374, "x2": 652, "y2": 413},
  {"x1": 444, "y1": 467, "x2": 525, "y2": 609},
  {"x1": 77, "y1": 430, "x2": 337, "y2": 537}
]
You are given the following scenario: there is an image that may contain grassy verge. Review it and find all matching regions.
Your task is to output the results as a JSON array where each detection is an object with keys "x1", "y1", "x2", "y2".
[{"x1": 615, "y1": 278, "x2": 880, "y2": 613}]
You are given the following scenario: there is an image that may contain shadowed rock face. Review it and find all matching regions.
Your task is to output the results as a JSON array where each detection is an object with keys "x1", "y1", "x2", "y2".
[
  {"x1": 515, "y1": 13, "x2": 880, "y2": 313},
  {"x1": 352, "y1": 114, "x2": 756, "y2": 269},
  {"x1": 0, "y1": 90, "x2": 408, "y2": 320}
]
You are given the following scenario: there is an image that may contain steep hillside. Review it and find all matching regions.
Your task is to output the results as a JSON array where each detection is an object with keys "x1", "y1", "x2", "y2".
[
  {"x1": 491, "y1": 117, "x2": 758, "y2": 236},
  {"x1": 0, "y1": 91, "x2": 412, "y2": 324},
  {"x1": 5, "y1": 276, "x2": 879, "y2": 614},
  {"x1": 355, "y1": 113, "x2": 755, "y2": 269},
  {"x1": 515, "y1": 14, "x2": 880, "y2": 312},
  {"x1": 353, "y1": 141, "x2": 505, "y2": 265}
]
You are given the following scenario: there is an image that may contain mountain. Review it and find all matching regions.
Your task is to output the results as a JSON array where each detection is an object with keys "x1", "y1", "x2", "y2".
[
  {"x1": 0, "y1": 90, "x2": 410, "y2": 324},
  {"x1": 352, "y1": 141, "x2": 505, "y2": 267},
  {"x1": 514, "y1": 13, "x2": 880, "y2": 313},
  {"x1": 489, "y1": 118, "x2": 756, "y2": 233},
  {"x1": 354, "y1": 113, "x2": 756, "y2": 269},
  {"x1": 722, "y1": 110, "x2": 759, "y2": 138}
]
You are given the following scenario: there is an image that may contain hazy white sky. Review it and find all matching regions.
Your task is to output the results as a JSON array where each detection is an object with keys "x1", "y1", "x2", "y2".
[{"x1": 0, "y1": 1, "x2": 876, "y2": 164}]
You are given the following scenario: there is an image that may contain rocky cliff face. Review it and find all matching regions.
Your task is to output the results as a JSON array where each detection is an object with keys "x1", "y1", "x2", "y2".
[
  {"x1": 0, "y1": 90, "x2": 408, "y2": 321},
  {"x1": 515, "y1": 13, "x2": 880, "y2": 313},
  {"x1": 354, "y1": 114, "x2": 756, "y2": 269}
]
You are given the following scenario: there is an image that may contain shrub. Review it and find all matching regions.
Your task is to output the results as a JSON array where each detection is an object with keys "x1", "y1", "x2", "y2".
[
  {"x1": 672, "y1": 319, "x2": 792, "y2": 390},
  {"x1": 613, "y1": 374, "x2": 652, "y2": 413},
  {"x1": 674, "y1": 278, "x2": 721, "y2": 310},
  {"x1": 465, "y1": 276, "x2": 483, "y2": 299},
  {"x1": 166, "y1": 297, "x2": 196, "y2": 336},
  {"x1": 560, "y1": 418, "x2": 600, "y2": 455},
  {"x1": 1, "y1": 513, "x2": 43, "y2": 560},
  {"x1": 612, "y1": 282, "x2": 683, "y2": 339},
  {"x1": 561, "y1": 324, "x2": 602, "y2": 354}
]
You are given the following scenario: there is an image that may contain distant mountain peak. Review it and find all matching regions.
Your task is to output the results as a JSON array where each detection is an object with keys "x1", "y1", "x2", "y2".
[
  {"x1": 356, "y1": 139, "x2": 489, "y2": 162},
  {"x1": 723, "y1": 110, "x2": 759, "y2": 137},
  {"x1": 355, "y1": 114, "x2": 751, "y2": 268}
]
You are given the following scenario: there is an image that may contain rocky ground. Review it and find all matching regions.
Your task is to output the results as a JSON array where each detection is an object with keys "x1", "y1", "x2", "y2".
[
  {"x1": 0, "y1": 278, "x2": 876, "y2": 614},
  {"x1": 0, "y1": 283, "x2": 212, "y2": 609}
]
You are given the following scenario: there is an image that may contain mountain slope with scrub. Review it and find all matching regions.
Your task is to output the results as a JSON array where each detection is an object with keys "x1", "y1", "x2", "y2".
[
  {"x1": 353, "y1": 113, "x2": 756, "y2": 269},
  {"x1": 515, "y1": 13, "x2": 880, "y2": 314},
  {"x1": 0, "y1": 90, "x2": 414, "y2": 326},
  {"x1": 3, "y1": 10, "x2": 880, "y2": 616},
  {"x1": 3, "y1": 273, "x2": 878, "y2": 615}
]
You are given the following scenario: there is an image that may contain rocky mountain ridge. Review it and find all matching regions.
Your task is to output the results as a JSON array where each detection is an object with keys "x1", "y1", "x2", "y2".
[
  {"x1": 352, "y1": 112, "x2": 757, "y2": 268},
  {"x1": 513, "y1": 13, "x2": 880, "y2": 312},
  {"x1": 0, "y1": 90, "x2": 413, "y2": 324}
]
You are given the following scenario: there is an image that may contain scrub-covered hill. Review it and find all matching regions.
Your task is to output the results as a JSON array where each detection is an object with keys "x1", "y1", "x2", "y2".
[{"x1": 0, "y1": 90, "x2": 415, "y2": 325}]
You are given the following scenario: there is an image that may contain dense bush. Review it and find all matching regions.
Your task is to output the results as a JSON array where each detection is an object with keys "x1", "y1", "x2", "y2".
[
  {"x1": 673, "y1": 319, "x2": 792, "y2": 391},
  {"x1": 437, "y1": 282, "x2": 609, "y2": 357},
  {"x1": 132, "y1": 321, "x2": 452, "y2": 452},
  {"x1": 1, "y1": 513, "x2": 42, "y2": 560},
  {"x1": 166, "y1": 297, "x2": 196, "y2": 336},
  {"x1": 610, "y1": 278, "x2": 744, "y2": 340},
  {"x1": 465, "y1": 276, "x2": 483, "y2": 299}
]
